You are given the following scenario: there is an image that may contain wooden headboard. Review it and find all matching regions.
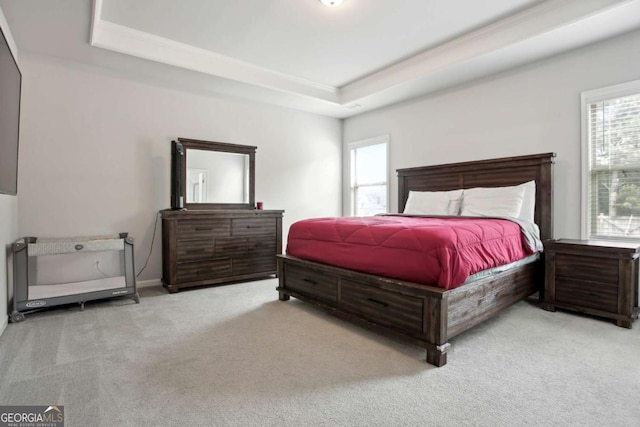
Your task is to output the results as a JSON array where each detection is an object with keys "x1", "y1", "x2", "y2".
[{"x1": 397, "y1": 152, "x2": 555, "y2": 240}]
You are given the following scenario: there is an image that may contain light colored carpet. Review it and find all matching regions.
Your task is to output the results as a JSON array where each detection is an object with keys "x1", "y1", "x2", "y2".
[{"x1": 0, "y1": 278, "x2": 638, "y2": 427}]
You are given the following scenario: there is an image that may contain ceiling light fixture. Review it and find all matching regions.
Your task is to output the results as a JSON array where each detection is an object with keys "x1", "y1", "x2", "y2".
[{"x1": 320, "y1": 0, "x2": 344, "y2": 7}]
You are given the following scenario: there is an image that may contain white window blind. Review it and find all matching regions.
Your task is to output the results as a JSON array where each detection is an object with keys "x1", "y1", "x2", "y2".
[
  {"x1": 583, "y1": 81, "x2": 640, "y2": 240},
  {"x1": 348, "y1": 136, "x2": 388, "y2": 216}
]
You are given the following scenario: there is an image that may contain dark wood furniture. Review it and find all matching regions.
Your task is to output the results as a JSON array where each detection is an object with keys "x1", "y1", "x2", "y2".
[
  {"x1": 163, "y1": 138, "x2": 284, "y2": 292},
  {"x1": 542, "y1": 239, "x2": 640, "y2": 328},
  {"x1": 277, "y1": 152, "x2": 555, "y2": 367},
  {"x1": 175, "y1": 138, "x2": 256, "y2": 210},
  {"x1": 161, "y1": 209, "x2": 283, "y2": 293}
]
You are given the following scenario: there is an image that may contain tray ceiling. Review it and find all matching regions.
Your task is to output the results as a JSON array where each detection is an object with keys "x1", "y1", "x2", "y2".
[{"x1": 2, "y1": 0, "x2": 640, "y2": 117}]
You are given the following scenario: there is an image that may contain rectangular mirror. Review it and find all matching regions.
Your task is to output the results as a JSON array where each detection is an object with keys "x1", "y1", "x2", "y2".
[
  {"x1": 186, "y1": 150, "x2": 249, "y2": 204},
  {"x1": 172, "y1": 138, "x2": 256, "y2": 210}
]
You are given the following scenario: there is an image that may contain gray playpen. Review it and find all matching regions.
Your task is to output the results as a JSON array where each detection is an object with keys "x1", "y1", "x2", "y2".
[{"x1": 11, "y1": 233, "x2": 139, "y2": 322}]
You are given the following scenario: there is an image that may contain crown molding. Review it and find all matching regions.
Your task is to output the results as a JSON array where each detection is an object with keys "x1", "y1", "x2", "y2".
[
  {"x1": 340, "y1": 0, "x2": 631, "y2": 103},
  {"x1": 90, "y1": 0, "x2": 638, "y2": 117},
  {"x1": 91, "y1": 17, "x2": 339, "y2": 104}
]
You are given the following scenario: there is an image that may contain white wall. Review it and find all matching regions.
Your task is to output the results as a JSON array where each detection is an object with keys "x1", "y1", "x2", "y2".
[
  {"x1": 344, "y1": 28, "x2": 640, "y2": 239},
  {"x1": 0, "y1": 5, "x2": 19, "y2": 333},
  {"x1": 17, "y1": 54, "x2": 342, "y2": 286},
  {"x1": 0, "y1": 197, "x2": 17, "y2": 332}
]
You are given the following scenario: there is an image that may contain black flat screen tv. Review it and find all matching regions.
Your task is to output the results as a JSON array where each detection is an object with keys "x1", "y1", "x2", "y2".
[{"x1": 0, "y1": 25, "x2": 21, "y2": 196}]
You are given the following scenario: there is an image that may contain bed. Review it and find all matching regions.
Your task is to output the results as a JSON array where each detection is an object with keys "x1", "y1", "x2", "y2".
[{"x1": 276, "y1": 152, "x2": 555, "y2": 366}]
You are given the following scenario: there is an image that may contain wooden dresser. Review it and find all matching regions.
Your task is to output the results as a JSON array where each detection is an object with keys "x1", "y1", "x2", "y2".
[
  {"x1": 543, "y1": 239, "x2": 640, "y2": 328},
  {"x1": 161, "y1": 209, "x2": 283, "y2": 292}
]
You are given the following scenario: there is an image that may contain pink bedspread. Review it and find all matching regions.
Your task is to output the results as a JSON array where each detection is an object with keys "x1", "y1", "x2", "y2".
[{"x1": 286, "y1": 215, "x2": 535, "y2": 290}]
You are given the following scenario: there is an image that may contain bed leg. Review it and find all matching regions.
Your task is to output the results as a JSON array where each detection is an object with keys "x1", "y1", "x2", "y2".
[
  {"x1": 426, "y1": 343, "x2": 449, "y2": 367},
  {"x1": 278, "y1": 291, "x2": 290, "y2": 301},
  {"x1": 541, "y1": 303, "x2": 556, "y2": 312}
]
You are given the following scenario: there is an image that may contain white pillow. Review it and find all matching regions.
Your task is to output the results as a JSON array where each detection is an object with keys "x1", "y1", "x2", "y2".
[
  {"x1": 516, "y1": 180, "x2": 536, "y2": 223},
  {"x1": 460, "y1": 185, "x2": 525, "y2": 218},
  {"x1": 447, "y1": 189, "x2": 464, "y2": 215},
  {"x1": 404, "y1": 190, "x2": 462, "y2": 216}
]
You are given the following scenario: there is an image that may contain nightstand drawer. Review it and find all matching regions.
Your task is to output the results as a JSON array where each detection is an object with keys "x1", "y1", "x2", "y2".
[
  {"x1": 555, "y1": 277, "x2": 618, "y2": 313},
  {"x1": 555, "y1": 253, "x2": 618, "y2": 284}
]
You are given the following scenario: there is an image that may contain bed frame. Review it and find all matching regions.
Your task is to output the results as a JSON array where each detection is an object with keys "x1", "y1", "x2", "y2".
[{"x1": 276, "y1": 152, "x2": 555, "y2": 366}]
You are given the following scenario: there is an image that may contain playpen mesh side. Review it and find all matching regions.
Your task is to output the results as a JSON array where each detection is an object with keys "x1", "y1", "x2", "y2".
[{"x1": 27, "y1": 235, "x2": 125, "y2": 257}]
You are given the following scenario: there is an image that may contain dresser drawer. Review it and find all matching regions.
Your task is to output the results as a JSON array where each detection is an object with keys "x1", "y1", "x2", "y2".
[
  {"x1": 176, "y1": 240, "x2": 216, "y2": 263},
  {"x1": 215, "y1": 237, "x2": 248, "y2": 257},
  {"x1": 177, "y1": 236, "x2": 274, "y2": 263},
  {"x1": 284, "y1": 264, "x2": 338, "y2": 303},
  {"x1": 176, "y1": 259, "x2": 232, "y2": 283},
  {"x1": 247, "y1": 237, "x2": 276, "y2": 256},
  {"x1": 232, "y1": 218, "x2": 275, "y2": 236},
  {"x1": 555, "y1": 253, "x2": 618, "y2": 284},
  {"x1": 340, "y1": 280, "x2": 424, "y2": 334},
  {"x1": 233, "y1": 255, "x2": 276, "y2": 276},
  {"x1": 176, "y1": 220, "x2": 230, "y2": 241}
]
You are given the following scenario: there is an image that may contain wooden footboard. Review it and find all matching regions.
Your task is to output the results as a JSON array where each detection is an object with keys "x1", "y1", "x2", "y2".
[{"x1": 276, "y1": 254, "x2": 541, "y2": 366}]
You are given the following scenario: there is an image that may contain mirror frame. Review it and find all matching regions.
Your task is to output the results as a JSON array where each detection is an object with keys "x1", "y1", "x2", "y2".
[{"x1": 177, "y1": 138, "x2": 256, "y2": 210}]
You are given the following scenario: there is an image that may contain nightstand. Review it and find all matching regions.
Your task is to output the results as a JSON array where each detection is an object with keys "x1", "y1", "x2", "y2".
[{"x1": 542, "y1": 239, "x2": 640, "y2": 328}]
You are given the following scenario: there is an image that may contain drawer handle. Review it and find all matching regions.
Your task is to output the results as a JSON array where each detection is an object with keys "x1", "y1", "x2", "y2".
[
  {"x1": 186, "y1": 249, "x2": 206, "y2": 254},
  {"x1": 367, "y1": 298, "x2": 389, "y2": 308},
  {"x1": 246, "y1": 226, "x2": 263, "y2": 229},
  {"x1": 303, "y1": 278, "x2": 317, "y2": 285}
]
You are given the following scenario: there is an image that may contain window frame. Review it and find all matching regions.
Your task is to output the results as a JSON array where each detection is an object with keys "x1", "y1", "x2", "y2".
[
  {"x1": 345, "y1": 135, "x2": 390, "y2": 217},
  {"x1": 581, "y1": 79, "x2": 640, "y2": 241}
]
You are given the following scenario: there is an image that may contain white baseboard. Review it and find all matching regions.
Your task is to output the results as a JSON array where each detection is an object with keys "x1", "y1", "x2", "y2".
[
  {"x1": 0, "y1": 316, "x2": 8, "y2": 338},
  {"x1": 136, "y1": 278, "x2": 163, "y2": 289}
]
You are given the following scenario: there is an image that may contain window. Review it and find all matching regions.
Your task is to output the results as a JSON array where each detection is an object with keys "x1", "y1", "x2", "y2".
[
  {"x1": 582, "y1": 80, "x2": 640, "y2": 240},
  {"x1": 348, "y1": 135, "x2": 389, "y2": 216}
]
